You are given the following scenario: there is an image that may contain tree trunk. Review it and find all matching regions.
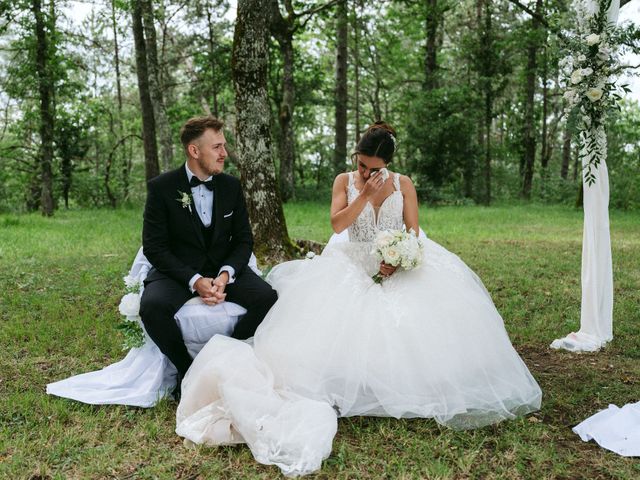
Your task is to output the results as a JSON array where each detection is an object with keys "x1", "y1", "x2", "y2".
[
  {"x1": 483, "y1": 94, "x2": 492, "y2": 204},
  {"x1": 572, "y1": 136, "x2": 579, "y2": 182},
  {"x1": 277, "y1": 36, "x2": 296, "y2": 202},
  {"x1": 111, "y1": 0, "x2": 123, "y2": 113},
  {"x1": 111, "y1": 0, "x2": 128, "y2": 201},
  {"x1": 32, "y1": 0, "x2": 55, "y2": 216},
  {"x1": 206, "y1": 4, "x2": 220, "y2": 117},
  {"x1": 540, "y1": 40, "x2": 550, "y2": 194},
  {"x1": 233, "y1": 0, "x2": 294, "y2": 263},
  {"x1": 520, "y1": 0, "x2": 543, "y2": 199},
  {"x1": 371, "y1": 49, "x2": 382, "y2": 120},
  {"x1": 141, "y1": 0, "x2": 173, "y2": 172},
  {"x1": 269, "y1": 1, "x2": 298, "y2": 203},
  {"x1": 419, "y1": 0, "x2": 442, "y2": 181},
  {"x1": 560, "y1": 121, "x2": 571, "y2": 180},
  {"x1": 104, "y1": 111, "x2": 117, "y2": 208},
  {"x1": 352, "y1": 0, "x2": 361, "y2": 142},
  {"x1": 131, "y1": 0, "x2": 160, "y2": 182},
  {"x1": 540, "y1": 48, "x2": 549, "y2": 171},
  {"x1": 478, "y1": 0, "x2": 493, "y2": 205},
  {"x1": 333, "y1": 0, "x2": 348, "y2": 177},
  {"x1": 424, "y1": 0, "x2": 438, "y2": 90}
]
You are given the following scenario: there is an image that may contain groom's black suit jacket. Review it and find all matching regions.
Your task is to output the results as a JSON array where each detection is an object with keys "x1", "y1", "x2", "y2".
[{"x1": 142, "y1": 165, "x2": 253, "y2": 286}]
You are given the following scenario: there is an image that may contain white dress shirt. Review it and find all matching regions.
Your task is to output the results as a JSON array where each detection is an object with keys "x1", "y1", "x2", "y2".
[{"x1": 185, "y1": 164, "x2": 235, "y2": 291}]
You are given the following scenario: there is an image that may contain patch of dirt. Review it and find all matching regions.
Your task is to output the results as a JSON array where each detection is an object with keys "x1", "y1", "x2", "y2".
[{"x1": 514, "y1": 344, "x2": 639, "y2": 425}]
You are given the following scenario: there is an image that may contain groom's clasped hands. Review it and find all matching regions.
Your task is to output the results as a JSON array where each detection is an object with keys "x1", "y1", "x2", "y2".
[{"x1": 194, "y1": 272, "x2": 229, "y2": 305}]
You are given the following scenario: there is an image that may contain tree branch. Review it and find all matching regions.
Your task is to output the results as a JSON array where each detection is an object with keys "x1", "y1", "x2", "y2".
[
  {"x1": 297, "y1": 0, "x2": 339, "y2": 19},
  {"x1": 507, "y1": 0, "x2": 550, "y2": 27},
  {"x1": 612, "y1": 63, "x2": 640, "y2": 73},
  {"x1": 107, "y1": 133, "x2": 142, "y2": 168},
  {"x1": 0, "y1": 144, "x2": 36, "y2": 153}
]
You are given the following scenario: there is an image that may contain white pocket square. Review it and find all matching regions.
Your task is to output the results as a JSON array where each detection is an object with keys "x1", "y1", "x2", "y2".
[{"x1": 223, "y1": 211, "x2": 234, "y2": 218}]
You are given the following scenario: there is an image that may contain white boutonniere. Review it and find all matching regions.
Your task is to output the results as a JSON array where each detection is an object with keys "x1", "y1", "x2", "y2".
[{"x1": 176, "y1": 190, "x2": 192, "y2": 213}]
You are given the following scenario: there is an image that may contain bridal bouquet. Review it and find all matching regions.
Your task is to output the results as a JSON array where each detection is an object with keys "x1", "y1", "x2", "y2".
[
  {"x1": 371, "y1": 229, "x2": 424, "y2": 283},
  {"x1": 117, "y1": 275, "x2": 146, "y2": 349}
]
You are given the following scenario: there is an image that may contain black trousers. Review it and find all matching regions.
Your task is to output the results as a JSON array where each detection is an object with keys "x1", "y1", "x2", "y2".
[{"x1": 140, "y1": 268, "x2": 278, "y2": 376}]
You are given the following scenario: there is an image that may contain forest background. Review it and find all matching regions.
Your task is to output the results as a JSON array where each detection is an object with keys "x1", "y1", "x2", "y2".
[{"x1": 0, "y1": 0, "x2": 639, "y2": 239}]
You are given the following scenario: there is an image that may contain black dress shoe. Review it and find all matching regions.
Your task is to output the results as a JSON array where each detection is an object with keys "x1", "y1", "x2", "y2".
[{"x1": 171, "y1": 374, "x2": 183, "y2": 402}]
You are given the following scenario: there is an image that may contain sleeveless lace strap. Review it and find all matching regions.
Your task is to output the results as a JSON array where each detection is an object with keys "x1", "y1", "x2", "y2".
[
  {"x1": 348, "y1": 172, "x2": 355, "y2": 187},
  {"x1": 393, "y1": 173, "x2": 401, "y2": 191}
]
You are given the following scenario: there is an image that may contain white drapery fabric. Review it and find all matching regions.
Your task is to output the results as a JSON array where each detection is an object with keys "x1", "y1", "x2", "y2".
[
  {"x1": 552, "y1": 0, "x2": 638, "y2": 462},
  {"x1": 46, "y1": 249, "x2": 258, "y2": 407},
  {"x1": 551, "y1": 0, "x2": 618, "y2": 353},
  {"x1": 573, "y1": 401, "x2": 640, "y2": 456}
]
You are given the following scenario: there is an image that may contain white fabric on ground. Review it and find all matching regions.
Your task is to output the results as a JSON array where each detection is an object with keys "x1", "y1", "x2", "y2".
[
  {"x1": 573, "y1": 401, "x2": 640, "y2": 457},
  {"x1": 177, "y1": 336, "x2": 337, "y2": 477}
]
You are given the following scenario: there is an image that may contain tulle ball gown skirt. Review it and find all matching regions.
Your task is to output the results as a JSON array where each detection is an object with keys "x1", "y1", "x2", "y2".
[{"x1": 254, "y1": 239, "x2": 542, "y2": 429}]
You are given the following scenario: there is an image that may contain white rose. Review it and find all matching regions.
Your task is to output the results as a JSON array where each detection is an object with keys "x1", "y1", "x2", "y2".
[
  {"x1": 305, "y1": 251, "x2": 316, "y2": 259},
  {"x1": 558, "y1": 56, "x2": 572, "y2": 69},
  {"x1": 577, "y1": 54, "x2": 586, "y2": 62},
  {"x1": 586, "y1": 88, "x2": 604, "y2": 102},
  {"x1": 375, "y1": 231, "x2": 394, "y2": 248},
  {"x1": 597, "y1": 45, "x2": 611, "y2": 61},
  {"x1": 585, "y1": 33, "x2": 600, "y2": 46},
  {"x1": 581, "y1": 67, "x2": 593, "y2": 77},
  {"x1": 570, "y1": 70, "x2": 583, "y2": 84},
  {"x1": 383, "y1": 248, "x2": 400, "y2": 265},
  {"x1": 563, "y1": 89, "x2": 577, "y2": 102},
  {"x1": 119, "y1": 292, "x2": 141, "y2": 317}
]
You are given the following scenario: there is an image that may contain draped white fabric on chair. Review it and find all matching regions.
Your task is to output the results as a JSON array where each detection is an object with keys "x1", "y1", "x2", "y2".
[{"x1": 46, "y1": 249, "x2": 259, "y2": 407}]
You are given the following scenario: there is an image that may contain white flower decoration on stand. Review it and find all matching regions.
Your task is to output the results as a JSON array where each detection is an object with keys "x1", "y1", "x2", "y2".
[
  {"x1": 586, "y1": 87, "x2": 604, "y2": 102},
  {"x1": 560, "y1": 0, "x2": 631, "y2": 185},
  {"x1": 585, "y1": 33, "x2": 601, "y2": 45}
]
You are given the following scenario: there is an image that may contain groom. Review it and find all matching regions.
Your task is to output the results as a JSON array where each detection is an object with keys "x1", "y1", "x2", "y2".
[{"x1": 140, "y1": 116, "x2": 278, "y2": 382}]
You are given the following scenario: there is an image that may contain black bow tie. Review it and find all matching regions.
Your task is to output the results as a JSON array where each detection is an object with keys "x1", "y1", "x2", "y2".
[{"x1": 189, "y1": 176, "x2": 215, "y2": 191}]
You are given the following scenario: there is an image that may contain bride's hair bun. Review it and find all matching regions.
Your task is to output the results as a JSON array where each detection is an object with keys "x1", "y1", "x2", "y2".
[{"x1": 354, "y1": 120, "x2": 397, "y2": 164}]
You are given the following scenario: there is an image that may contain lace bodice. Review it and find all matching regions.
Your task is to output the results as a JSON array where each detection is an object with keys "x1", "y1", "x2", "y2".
[{"x1": 347, "y1": 172, "x2": 404, "y2": 243}]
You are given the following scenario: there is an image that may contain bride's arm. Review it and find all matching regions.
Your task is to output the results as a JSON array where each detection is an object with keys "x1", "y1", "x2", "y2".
[
  {"x1": 330, "y1": 173, "x2": 369, "y2": 233},
  {"x1": 401, "y1": 175, "x2": 420, "y2": 234}
]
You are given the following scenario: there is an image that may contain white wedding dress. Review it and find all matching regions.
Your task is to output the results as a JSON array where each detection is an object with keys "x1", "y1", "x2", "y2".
[{"x1": 177, "y1": 173, "x2": 542, "y2": 476}]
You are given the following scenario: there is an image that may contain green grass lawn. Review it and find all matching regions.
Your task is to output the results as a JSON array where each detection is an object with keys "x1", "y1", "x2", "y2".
[{"x1": 1, "y1": 203, "x2": 639, "y2": 479}]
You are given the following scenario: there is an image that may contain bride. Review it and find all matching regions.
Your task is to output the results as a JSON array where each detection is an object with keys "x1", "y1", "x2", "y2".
[{"x1": 176, "y1": 122, "x2": 542, "y2": 476}]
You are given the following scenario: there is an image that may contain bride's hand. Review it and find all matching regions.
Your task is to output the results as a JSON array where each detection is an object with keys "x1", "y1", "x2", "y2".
[
  {"x1": 379, "y1": 262, "x2": 397, "y2": 278},
  {"x1": 361, "y1": 171, "x2": 385, "y2": 199}
]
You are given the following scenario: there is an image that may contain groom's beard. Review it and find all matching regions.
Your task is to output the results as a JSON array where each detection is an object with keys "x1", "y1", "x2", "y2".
[{"x1": 195, "y1": 156, "x2": 225, "y2": 177}]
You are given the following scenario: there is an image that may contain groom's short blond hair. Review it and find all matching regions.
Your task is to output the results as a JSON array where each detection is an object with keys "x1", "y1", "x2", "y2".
[{"x1": 180, "y1": 116, "x2": 224, "y2": 152}]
